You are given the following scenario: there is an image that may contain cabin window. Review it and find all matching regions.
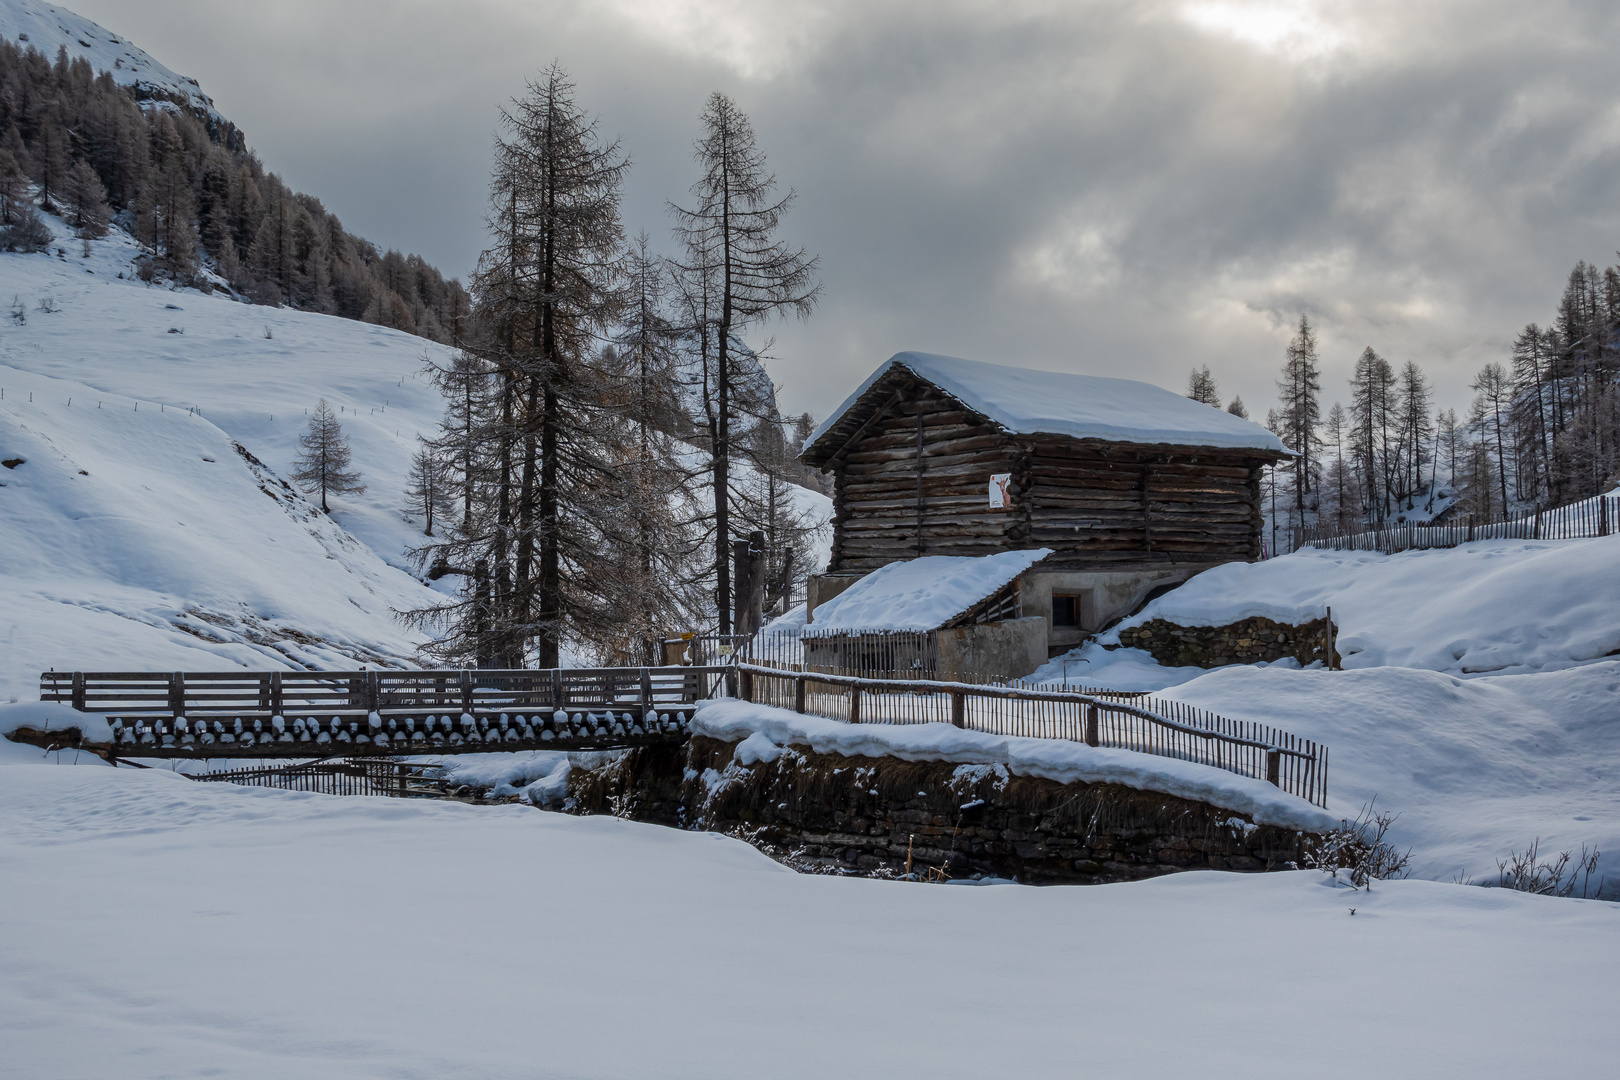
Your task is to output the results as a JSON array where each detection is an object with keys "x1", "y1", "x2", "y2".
[{"x1": 1051, "y1": 594, "x2": 1081, "y2": 627}]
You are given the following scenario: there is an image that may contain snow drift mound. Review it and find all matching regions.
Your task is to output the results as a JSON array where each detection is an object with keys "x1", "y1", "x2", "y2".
[
  {"x1": 1105, "y1": 537, "x2": 1620, "y2": 676},
  {"x1": 0, "y1": 362, "x2": 440, "y2": 703}
]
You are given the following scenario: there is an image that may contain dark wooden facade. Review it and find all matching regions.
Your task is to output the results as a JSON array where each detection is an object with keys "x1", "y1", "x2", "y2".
[{"x1": 803, "y1": 368, "x2": 1284, "y2": 574}]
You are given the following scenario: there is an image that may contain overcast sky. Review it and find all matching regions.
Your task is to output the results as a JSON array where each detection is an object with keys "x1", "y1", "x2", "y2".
[{"x1": 70, "y1": 0, "x2": 1620, "y2": 422}]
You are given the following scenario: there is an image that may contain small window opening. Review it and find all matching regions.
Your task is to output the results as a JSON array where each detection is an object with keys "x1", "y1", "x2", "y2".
[{"x1": 1052, "y1": 594, "x2": 1081, "y2": 627}]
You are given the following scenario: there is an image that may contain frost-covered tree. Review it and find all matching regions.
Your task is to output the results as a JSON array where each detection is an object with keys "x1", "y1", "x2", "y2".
[
  {"x1": 292, "y1": 399, "x2": 364, "y2": 513},
  {"x1": 670, "y1": 92, "x2": 820, "y2": 634}
]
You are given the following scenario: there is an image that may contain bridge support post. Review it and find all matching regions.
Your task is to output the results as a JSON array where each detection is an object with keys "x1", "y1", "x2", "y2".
[
  {"x1": 169, "y1": 672, "x2": 186, "y2": 720},
  {"x1": 1084, "y1": 704, "x2": 1099, "y2": 747}
]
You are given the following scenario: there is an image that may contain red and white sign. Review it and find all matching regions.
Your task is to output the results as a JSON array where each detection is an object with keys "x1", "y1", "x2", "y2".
[{"x1": 988, "y1": 473, "x2": 1012, "y2": 509}]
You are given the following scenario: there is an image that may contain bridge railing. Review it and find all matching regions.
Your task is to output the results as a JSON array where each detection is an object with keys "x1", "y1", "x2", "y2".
[
  {"x1": 735, "y1": 663, "x2": 1328, "y2": 808},
  {"x1": 39, "y1": 666, "x2": 732, "y2": 721}
]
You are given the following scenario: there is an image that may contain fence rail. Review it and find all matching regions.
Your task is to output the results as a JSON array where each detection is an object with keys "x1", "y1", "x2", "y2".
[
  {"x1": 736, "y1": 663, "x2": 1328, "y2": 807},
  {"x1": 39, "y1": 666, "x2": 730, "y2": 720},
  {"x1": 188, "y1": 757, "x2": 420, "y2": 796},
  {"x1": 1295, "y1": 496, "x2": 1617, "y2": 554}
]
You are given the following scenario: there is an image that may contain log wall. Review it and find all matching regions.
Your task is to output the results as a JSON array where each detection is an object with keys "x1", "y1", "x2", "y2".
[{"x1": 825, "y1": 381, "x2": 1271, "y2": 572}]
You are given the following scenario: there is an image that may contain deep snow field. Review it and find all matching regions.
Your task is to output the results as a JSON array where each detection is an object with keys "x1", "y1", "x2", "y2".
[{"x1": 2, "y1": 751, "x2": 1617, "y2": 1079}]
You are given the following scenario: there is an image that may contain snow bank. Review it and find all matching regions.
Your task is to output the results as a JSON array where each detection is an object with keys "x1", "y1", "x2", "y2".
[
  {"x1": 1105, "y1": 537, "x2": 1620, "y2": 675},
  {"x1": 1153, "y1": 661, "x2": 1620, "y2": 886},
  {"x1": 693, "y1": 699, "x2": 1337, "y2": 831},
  {"x1": 811, "y1": 351, "x2": 1289, "y2": 453},
  {"x1": 804, "y1": 548, "x2": 1052, "y2": 635},
  {"x1": 3, "y1": 764, "x2": 1616, "y2": 1078}
]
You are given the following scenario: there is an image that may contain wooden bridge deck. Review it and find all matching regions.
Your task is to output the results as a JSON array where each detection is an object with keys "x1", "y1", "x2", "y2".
[{"x1": 20, "y1": 666, "x2": 731, "y2": 760}]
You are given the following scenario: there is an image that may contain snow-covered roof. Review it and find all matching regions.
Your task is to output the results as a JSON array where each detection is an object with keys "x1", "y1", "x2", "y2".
[
  {"x1": 804, "y1": 352, "x2": 1288, "y2": 464},
  {"x1": 804, "y1": 549, "x2": 1051, "y2": 636},
  {"x1": 0, "y1": 1, "x2": 220, "y2": 121}
]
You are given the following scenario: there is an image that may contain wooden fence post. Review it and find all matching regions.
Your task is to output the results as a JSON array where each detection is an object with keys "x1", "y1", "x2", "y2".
[
  {"x1": 794, "y1": 676, "x2": 806, "y2": 714},
  {"x1": 459, "y1": 669, "x2": 474, "y2": 716},
  {"x1": 739, "y1": 668, "x2": 754, "y2": 703},
  {"x1": 71, "y1": 671, "x2": 85, "y2": 712},
  {"x1": 1265, "y1": 748, "x2": 1281, "y2": 787},
  {"x1": 169, "y1": 672, "x2": 185, "y2": 719},
  {"x1": 364, "y1": 671, "x2": 380, "y2": 714},
  {"x1": 640, "y1": 668, "x2": 653, "y2": 716},
  {"x1": 849, "y1": 684, "x2": 862, "y2": 724},
  {"x1": 950, "y1": 689, "x2": 965, "y2": 729},
  {"x1": 269, "y1": 671, "x2": 283, "y2": 716},
  {"x1": 1602, "y1": 497, "x2": 1611, "y2": 537},
  {"x1": 1084, "y1": 704, "x2": 1099, "y2": 747}
]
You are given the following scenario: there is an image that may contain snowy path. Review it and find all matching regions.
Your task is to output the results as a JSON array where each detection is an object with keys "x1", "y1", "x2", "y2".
[{"x1": 2, "y1": 760, "x2": 1617, "y2": 1079}]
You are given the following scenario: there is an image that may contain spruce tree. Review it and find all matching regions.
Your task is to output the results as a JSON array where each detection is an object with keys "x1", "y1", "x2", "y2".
[{"x1": 291, "y1": 399, "x2": 365, "y2": 513}]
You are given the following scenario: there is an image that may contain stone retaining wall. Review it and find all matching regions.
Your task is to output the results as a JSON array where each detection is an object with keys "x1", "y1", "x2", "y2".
[
  {"x1": 1114, "y1": 615, "x2": 1339, "y2": 668},
  {"x1": 564, "y1": 736, "x2": 1321, "y2": 885}
]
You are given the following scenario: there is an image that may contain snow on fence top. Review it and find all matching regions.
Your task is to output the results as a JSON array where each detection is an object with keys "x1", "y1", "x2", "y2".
[
  {"x1": 804, "y1": 548, "x2": 1051, "y2": 636},
  {"x1": 807, "y1": 352, "x2": 1290, "y2": 455}
]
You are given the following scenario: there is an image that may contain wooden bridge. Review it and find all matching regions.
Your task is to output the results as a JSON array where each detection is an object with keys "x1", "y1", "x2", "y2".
[{"x1": 22, "y1": 666, "x2": 732, "y2": 761}]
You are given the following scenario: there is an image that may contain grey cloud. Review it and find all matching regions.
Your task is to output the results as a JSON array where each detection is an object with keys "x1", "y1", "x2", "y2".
[{"x1": 67, "y1": 0, "x2": 1620, "y2": 420}]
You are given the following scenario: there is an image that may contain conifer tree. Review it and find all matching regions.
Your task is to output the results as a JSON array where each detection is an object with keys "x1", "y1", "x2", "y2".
[
  {"x1": 405, "y1": 441, "x2": 451, "y2": 537},
  {"x1": 1276, "y1": 315, "x2": 1323, "y2": 522},
  {"x1": 292, "y1": 399, "x2": 365, "y2": 513},
  {"x1": 1186, "y1": 365, "x2": 1220, "y2": 406},
  {"x1": 1226, "y1": 396, "x2": 1249, "y2": 419},
  {"x1": 670, "y1": 92, "x2": 820, "y2": 634},
  {"x1": 1469, "y1": 362, "x2": 1512, "y2": 511},
  {"x1": 1185, "y1": 367, "x2": 1218, "y2": 409}
]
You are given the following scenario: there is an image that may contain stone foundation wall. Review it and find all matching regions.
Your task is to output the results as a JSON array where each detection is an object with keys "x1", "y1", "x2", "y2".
[
  {"x1": 1114, "y1": 615, "x2": 1339, "y2": 668},
  {"x1": 565, "y1": 736, "x2": 1320, "y2": 885}
]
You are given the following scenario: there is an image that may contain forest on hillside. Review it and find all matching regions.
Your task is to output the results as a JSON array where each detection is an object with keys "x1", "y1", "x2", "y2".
[
  {"x1": 1193, "y1": 262, "x2": 1620, "y2": 547},
  {"x1": 0, "y1": 39, "x2": 471, "y2": 343}
]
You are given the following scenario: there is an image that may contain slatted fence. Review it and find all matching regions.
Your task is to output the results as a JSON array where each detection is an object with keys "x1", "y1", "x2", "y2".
[
  {"x1": 1296, "y1": 496, "x2": 1617, "y2": 554},
  {"x1": 736, "y1": 663, "x2": 1328, "y2": 807}
]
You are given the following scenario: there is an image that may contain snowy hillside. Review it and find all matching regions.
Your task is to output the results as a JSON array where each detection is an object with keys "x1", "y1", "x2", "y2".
[
  {"x1": 0, "y1": 0, "x2": 218, "y2": 118},
  {"x1": 0, "y1": 212, "x2": 833, "y2": 697},
  {"x1": 1107, "y1": 536, "x2": 1620, "y2": 675}
]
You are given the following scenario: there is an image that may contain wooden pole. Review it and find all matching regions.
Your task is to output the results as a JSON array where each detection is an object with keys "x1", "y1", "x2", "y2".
[
  {"x1": 950, "y1": 689, "x2": 965, "y2": 729},
  {"x1": 1085, "y1": 704, "x2": 1099, "y2": 747}
]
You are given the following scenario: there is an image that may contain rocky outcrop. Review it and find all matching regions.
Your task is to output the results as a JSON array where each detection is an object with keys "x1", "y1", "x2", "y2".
[
  {"x1": 1114, "y1": 615, "x2": 1339, "y2": 669},
  {"x1": 564, "y1": 735, "x2": 1322, "y2": 885}
]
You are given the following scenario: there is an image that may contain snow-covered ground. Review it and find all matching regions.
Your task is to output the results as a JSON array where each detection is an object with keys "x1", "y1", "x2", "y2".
[
  {"x1": 2, "y1": 758, "x2": 1616, "y2": 1079},
  {"x1": 1029, "y1": 536, "x2": 1620, "y2": 889}
]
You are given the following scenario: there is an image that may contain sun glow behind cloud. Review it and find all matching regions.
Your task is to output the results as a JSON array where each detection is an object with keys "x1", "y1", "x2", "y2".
[{"x1": 1177, "y1": 0, "x2": 1352, "y2": 62}]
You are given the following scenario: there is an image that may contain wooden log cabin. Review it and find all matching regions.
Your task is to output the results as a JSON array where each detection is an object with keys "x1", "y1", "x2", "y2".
[{"x1": 799, "y1": 352, "x2": 1291, "y2": 657}]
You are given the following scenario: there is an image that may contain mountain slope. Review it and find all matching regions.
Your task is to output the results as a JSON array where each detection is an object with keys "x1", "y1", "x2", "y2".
[{"x1": 0, "y1": 0, "x2": 217, "y2": 118}]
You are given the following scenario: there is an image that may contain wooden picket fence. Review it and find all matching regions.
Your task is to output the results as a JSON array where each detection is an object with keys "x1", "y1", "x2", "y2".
[
  {"x1": 1295, "y1": 496, "x2": 1617, "y2": 555},
  {"x1": 736, "y1": 663, "x2": 1328, "y2": 807}
]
